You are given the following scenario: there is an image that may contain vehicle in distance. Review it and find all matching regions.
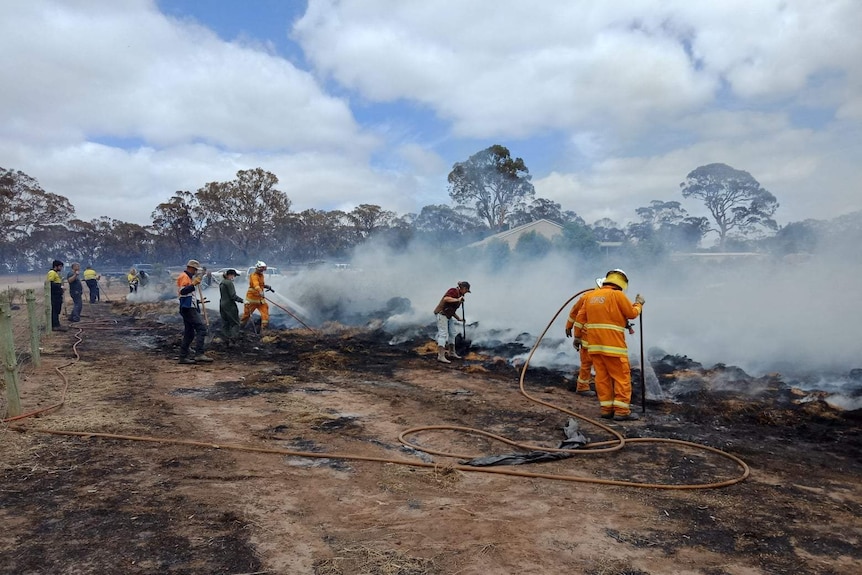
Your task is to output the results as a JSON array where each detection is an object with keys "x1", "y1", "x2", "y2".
[{"x1": 245, "y1": 266, "x2": 282, "y2": 278}]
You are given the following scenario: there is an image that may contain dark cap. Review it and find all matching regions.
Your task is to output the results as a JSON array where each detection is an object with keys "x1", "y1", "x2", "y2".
[
  {"x1": 458, "y1": 281, "x2": 471, "y2": 293},
  {"x1": 52, "y1": 259, "x2": 64, "y2": 268},
  {"x1": 223, "y1": 268, "x2": 238, "y2": 278}
]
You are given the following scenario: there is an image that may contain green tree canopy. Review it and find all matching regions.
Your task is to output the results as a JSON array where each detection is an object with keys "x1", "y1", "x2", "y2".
[
  {"x1": 629, "y1": 200, "x2": 709, "y2": 251},
  {"x1": 1, "y1": 167, "x2": 75, "y2": 271},
  {"x1": 680, "y1": 163, "x2": 779, "y2": 249},
  {"x1": 151, "y1": 191, "x2": 201, "y2": 263},
  {"x1": 411, "y1": 204, "x2": 486, "y2": 247},
  {"x1": 447, "y1": 145, "x2": 535, "y2": 232},
  {"x1": 194, "y1": 168, "x2": 292, "y2": 261}
]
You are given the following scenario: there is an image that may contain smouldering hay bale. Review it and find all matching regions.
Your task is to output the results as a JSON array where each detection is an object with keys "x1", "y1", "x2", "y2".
[
  {"x1": 464, "y1": 365, "x2": 489, "y2": 374},
  {"x1": 117, "y1": 300, "x2": 175, "y2": 318},
  {"x1": 306, "y1": 349, "x2": 348, "y2": 370},
  {"x1": 313, "y1": 545, "x2": 436, "y2": 575},
  {"x1": 415, "y1": 341, "x2": 437, "y2": 356}
]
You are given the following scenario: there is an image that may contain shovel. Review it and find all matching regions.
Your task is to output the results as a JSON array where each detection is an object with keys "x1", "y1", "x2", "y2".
[
  {"x1": 97, "y1": 279, "x2": 111, "y2": 302},
  {"x1": 197, "y1": 284, "x2": 215, "y2": 345},
  {"x1": 454, "y1": 300, "x2": 471, "y2": 356}
]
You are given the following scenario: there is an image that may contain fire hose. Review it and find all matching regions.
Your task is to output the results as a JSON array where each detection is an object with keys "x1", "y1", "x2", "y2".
[
  {"x1": 264, "y1": 294, "x2": 316, "y2": 334},
  {"x1": 3, "y1": 292, "x2": 750, "y2": 490}
]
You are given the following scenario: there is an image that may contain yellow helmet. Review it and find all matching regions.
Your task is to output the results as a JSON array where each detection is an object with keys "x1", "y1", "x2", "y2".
[{"x1": 602, "y1": 269, "x2": 629, "y2": 291}]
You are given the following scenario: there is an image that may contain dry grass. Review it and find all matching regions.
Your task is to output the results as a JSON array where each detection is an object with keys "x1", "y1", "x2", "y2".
[
  {"x1": 313, "y1": 544, "x2": 437, "y2": 575},
  {"x1": 377, "y1": 462, "x2": 462, "y2": 494}
]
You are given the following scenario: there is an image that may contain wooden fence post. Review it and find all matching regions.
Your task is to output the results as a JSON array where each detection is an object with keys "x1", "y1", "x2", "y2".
[
  {"x1": 0, "y1": 301, "x2": 23, "y2": 418},
  {"x1": 26, "y1": 289, "x2": 41, "y2": 367},
  {"x1": 44, "y1": 280, "x2": 52, "y2": 334}
]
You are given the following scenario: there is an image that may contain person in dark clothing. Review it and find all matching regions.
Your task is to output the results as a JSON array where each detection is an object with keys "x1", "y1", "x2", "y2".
[
  {"x1": 66, "y1": 262, "x2": 83, "y2": 322},
  {"x1": 46, "y1": 259, "x2": 67, "y2": 331},
  {"x1": 219, "y1": 269, "x2": 245, "y2": 344},
  {"x1": 176, "y1": 259, "x2": 212, "y2": 364}
]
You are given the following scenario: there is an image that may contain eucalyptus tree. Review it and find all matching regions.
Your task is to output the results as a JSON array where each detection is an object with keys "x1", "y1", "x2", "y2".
[
  {"x1": 0, "y1": 167, "x2": 75, "y2": 271},
  {"x1": 448, "y1": 145, "x2": 535, "y2": 232},
  {"x1": 151, "y1": 191, "x2": 202, "y2": 263},
  {"x1": 680, "y1": 163, "x2": 779, "y2": 249},
  {"x1": 194, "y1": 168, "x2": 292, "y2": 262}
]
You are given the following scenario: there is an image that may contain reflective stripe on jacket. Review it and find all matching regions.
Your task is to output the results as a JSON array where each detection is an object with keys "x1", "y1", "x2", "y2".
[
  {"x1": 46, "y1": 270, "x2": 64, "y2": 297},
  {"x1": 576, "y1": 286, "x2": 642, "y2": 357},
  {"x1": 566, "y1": 289, "x2": 600, "y2": 347},
  {"x1": 176, "y1": 271, "x2": 197, "y2": 309},
  {"x1": 245, "y1": 271, "x2": 266, "y2": 303}
]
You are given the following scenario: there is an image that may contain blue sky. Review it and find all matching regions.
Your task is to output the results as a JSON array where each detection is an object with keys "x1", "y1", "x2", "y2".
[{"x1": 2, "y1": 0, "x2": 860, "y2": 239}]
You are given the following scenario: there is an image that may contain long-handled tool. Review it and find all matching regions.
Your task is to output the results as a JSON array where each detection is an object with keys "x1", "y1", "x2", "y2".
[
  {"x1": 454, "y1": 300, "x2": 471, "y2": 356},
  {"x1": 639, "y1": 312, "x2": 646, "y2": 414},
  {"x1": 94, "y1": 279, "x2": 109, "y2": 303},
  {"x1": 197, "y1": 284, "x2": 214, "y2": 344},
  {"x1": 264, "y1": 296, "x2": 316, "y2": 334}
]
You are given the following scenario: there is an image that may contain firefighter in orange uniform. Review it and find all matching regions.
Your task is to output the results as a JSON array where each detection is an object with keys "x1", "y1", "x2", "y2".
[
  {"x1": 576, "y1": 269, "x2": 645, "y2": 421},
  {"x1": 564, "y1": 279, "x2": 603, "y2": 396},
  {"x1": 240, "y1": 261, "x2": 272, "y2": 332}
]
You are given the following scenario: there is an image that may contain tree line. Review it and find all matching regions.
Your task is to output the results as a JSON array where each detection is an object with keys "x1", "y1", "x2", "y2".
[{"x1": 1, "y1": 146, "x2": 794, "y2": 273}]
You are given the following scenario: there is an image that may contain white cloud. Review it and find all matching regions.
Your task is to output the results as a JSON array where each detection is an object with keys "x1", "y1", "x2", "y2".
[
  {"x1": 0, "y1": 0, "x2": 373, "y2": 153},
  {"x1": 1, "y1": 0, "x2": 860, "y2": 228}
]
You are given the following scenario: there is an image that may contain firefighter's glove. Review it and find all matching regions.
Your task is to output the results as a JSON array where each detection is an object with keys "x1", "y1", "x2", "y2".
[
  {"x1": 565, "y1": 327, "x2": 573, "y2": 338},
  {"x1": 635, "y1": 294, "x2": 645, "y2": 305},
  {"x1": 192, "y1": 276, "x2": 202, "y2": 286},
  {"x1": 264, "y1": 285, "x2": 273, "y2": 292},
  {"x1": 573, "y1": 338, "x2": 582, "y2": 351}
]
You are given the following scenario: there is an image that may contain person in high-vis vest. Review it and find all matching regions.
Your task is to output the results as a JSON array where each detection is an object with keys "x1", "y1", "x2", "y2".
[
  {"x1": 128, "y1": 268, "x2": 140, "y2": 293},
  {"x1": 176, "y1": 259, "x2": 213, "y2": 364},
  {"x1": 83, "y1": 265, "x2": 101, "y2": 303},
  {"x1": 240, "y1": 261, "x2": 272, "y2": 332},
  {"x1": 46, "y1": 259, "x2": 67, "y2": 331},
  {"x1": 576, "y1": 269, "x2": 645, "y2": 421},
  {"x1": 564, "y1": 280, "x2": 603, "y2": 396}
]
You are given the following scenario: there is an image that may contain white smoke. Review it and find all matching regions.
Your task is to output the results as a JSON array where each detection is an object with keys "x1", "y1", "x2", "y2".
[{"x1": 229, "y1": 235, "x2": 862, "y2": 404}]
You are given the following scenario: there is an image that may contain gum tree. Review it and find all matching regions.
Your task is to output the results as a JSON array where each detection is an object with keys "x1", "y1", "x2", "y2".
[
  {"x1": 448, "y1": 145, "x2": 535, "y2": 232},
  {"x1": 680, "y1": 163, "x2": 779, "y2": 249}
]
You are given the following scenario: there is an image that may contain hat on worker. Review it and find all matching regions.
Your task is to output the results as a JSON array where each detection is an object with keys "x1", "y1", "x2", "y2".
[
  {"x1": 458, "y1": 281, "x2": 471, "y2": 293},
  {"x1": 186, "y1": 259, "x2": 202, "y2": 270},
  {"x1": 600, "y1": 269, "x2": 629, "y2": 291},
  {"x1": 223, "y1": 268, "x2": 238, "y2": 278}
]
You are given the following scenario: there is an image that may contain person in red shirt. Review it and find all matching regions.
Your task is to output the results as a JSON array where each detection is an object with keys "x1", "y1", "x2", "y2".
[
  {"x1": 433, "y1": 281, "x2": 470, "y2": 363},
  {"x1": 576, "y1": 269, "x2": 645, "y2": 421}
]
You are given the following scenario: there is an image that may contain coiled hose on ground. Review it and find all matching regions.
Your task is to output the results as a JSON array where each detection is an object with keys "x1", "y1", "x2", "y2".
[{"x1": 3, "y1": 292, "x2": 749, "y2": 489}]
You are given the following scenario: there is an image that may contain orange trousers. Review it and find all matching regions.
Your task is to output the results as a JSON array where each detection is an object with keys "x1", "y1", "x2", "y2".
[
  {"x1": 576, "y1": 346, "x2": 594, "y2": 392},
  {"x1": 590, "y1": 354, "x2": 632, "y2": 416},
  {"x1": 241, "y1": 301, "x2": 269, "y2": 328}
]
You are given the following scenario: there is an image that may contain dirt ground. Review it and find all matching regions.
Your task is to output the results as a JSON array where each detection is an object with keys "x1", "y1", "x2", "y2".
[{"x1": 1, "y1": 288, "x2": 861, "y2": 575}]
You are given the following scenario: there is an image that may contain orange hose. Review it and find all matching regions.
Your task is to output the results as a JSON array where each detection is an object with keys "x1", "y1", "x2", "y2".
[{"x1": 4, "y1": 294, "x2": 750, "y2": 489}]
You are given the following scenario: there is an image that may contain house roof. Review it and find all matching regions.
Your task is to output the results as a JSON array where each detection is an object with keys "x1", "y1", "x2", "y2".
[{"x1": 465, "y1": 219, "x2": 564, "y2": 249}]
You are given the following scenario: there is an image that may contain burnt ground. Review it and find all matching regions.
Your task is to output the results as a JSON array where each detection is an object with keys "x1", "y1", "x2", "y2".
[{"x1": 1, "y1": 296, "x2": 861, "y2": 575}]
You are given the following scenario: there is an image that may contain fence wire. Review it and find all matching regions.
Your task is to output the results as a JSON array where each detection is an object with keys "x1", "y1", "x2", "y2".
[{"x1": 2, "y1": 285, "x2": 49, "y2": 367}]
